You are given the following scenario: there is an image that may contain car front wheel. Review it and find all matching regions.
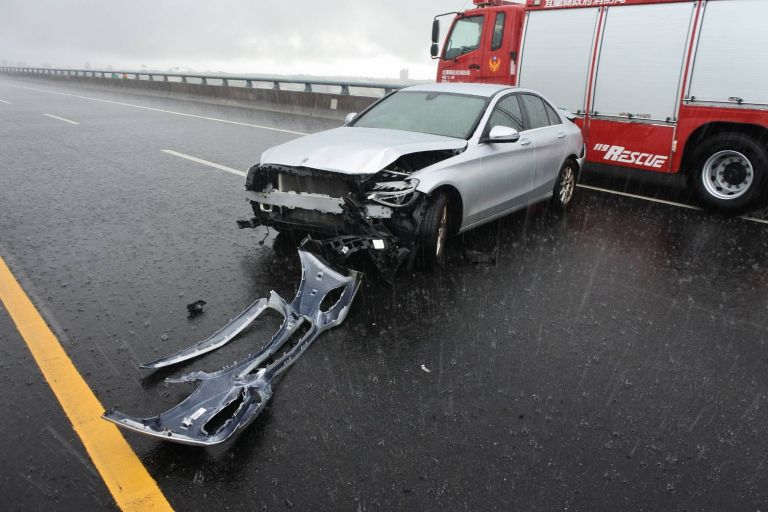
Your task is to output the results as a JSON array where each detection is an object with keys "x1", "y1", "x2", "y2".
[{"x1": 416, "y1": 191, "x2": 450, "y2": 267}]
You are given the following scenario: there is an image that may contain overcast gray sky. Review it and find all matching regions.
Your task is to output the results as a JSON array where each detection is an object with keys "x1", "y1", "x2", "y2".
[{"x1": 0, "y1": 0, "x2": 473, "y2": 79}]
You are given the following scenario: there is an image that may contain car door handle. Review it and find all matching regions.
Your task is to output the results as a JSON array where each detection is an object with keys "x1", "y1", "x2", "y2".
[
  {"x1": 519, "y1": 138, "x2": 532, "y2": 146},
  {"x1": 557, "y1": 132, "x2": 566, "y2": 139},
  {"x1": 468, "y1": 64, "x2": 481, "y2": 70}
]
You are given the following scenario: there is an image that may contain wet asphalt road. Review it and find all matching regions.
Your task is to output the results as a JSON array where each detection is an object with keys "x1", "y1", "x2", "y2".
[{"x1": 1, "y1": 77, "x2": 767, "y2": 511}]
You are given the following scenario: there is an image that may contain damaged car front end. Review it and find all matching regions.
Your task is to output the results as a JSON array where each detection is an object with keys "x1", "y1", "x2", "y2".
[{"x1": 243, "y1": 128, "x2": 466, "y2": 246}]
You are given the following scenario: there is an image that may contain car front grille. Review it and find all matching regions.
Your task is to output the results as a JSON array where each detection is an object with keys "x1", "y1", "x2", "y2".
[{"x1": 279, "y1": 172, "x2": 355, "y2": 197}]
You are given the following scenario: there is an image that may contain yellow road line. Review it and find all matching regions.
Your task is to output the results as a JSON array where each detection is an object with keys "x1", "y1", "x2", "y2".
[{"x1": 0, "y1": 256, "x2": 173, "y2": 512}]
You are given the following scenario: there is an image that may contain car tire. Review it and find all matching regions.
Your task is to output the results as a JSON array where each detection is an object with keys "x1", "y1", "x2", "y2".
[
  {"x1": 417, "y1": 191, "x2": 450, "y2": 267},
  {"x1": 690, "y1": 132, "x2": 767, "y2": 212},
  {"x1": 550, "y1": 158, "x2": 578, "y2": 212}
]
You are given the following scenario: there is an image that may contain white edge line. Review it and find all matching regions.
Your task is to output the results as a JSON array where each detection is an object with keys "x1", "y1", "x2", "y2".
[
  {"x1": 1, "y1": 81, "x2": 307, "y2": 136},
  {"x1": 42, "y1": 113, "x2": 79, "y2": 125},
  {"x1": 578, "y1": 183, "x2": 768, "y2": 225},
  {"x1": 577, "y1": 184, "x2": 702, "y2": 210},
  {"x1": 0, "y1": 99, "x2": 11, "y2": 104},
  {"x1": 162, "y1": 149, "x2": 246, "y2": 177},
  {"x1": 741, "y1": 215, "x2": 768, "y2": 225}
]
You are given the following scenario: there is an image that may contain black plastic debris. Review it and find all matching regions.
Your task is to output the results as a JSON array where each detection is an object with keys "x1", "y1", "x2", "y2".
[
  {"x1": 186, "y1": 300, "x2": 207, "y2": 317},
  {"x1": 465, "y1": 247, "x2": 498, "y2": 265}
]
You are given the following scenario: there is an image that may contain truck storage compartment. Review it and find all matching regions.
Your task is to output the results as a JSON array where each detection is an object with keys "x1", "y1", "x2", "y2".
[
  {"x1": 591, "y1": 2, "x2": 695, "y2": 122},
  {"x1": 518, "y1": 7, "x2": 599, "y2": 115},
  {"x1": 688, "y1": 0, "x2": 768, "y2": 107}
]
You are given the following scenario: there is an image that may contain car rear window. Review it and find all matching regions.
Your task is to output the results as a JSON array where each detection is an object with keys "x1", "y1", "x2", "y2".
[
  {"x1": 519, "y1": 94, "x2": 551, "y2": 130},
  {"x1": 352, "y1": 91, "x2": 488, "y2": 139}
]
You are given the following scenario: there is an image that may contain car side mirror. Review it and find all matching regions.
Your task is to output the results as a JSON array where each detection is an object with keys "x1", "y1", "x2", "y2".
[
  {"x1": 486, "y1": 125, "x2": 520, "y2": 143},
  {"x1": 430, "y1": 43, "x2": 439, "y2": 59},
  {"x1": 344, "y1": 112, "x2": 358, "y2": 124}
]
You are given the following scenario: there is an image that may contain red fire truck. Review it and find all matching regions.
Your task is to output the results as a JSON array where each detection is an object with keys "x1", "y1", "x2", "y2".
[{"x1": 431, "y1": 0, "x2": 768, "y2": 211}]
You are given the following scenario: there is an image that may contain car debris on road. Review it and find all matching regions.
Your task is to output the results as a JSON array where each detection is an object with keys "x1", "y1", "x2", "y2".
[
  {"x1": 103, "y1": 243, "x2": 362, "y2": 446},
  {"x1": 186, "y1": 299, "x2": 207, "y2": 317}
]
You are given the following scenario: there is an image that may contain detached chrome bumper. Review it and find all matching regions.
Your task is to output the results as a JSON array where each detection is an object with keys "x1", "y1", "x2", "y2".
[{"x1": 245, "y1": 190, "x2": 393, "y2": 219}]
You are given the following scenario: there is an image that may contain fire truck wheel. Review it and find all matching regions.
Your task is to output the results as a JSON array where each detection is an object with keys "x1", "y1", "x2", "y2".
[
  {"x1": 417, "y1": 191, "x2": 450, "y2": 267},
  {"x1": 550, "y1": 158, "x2": 578, "y2": 212},
  {"x1": 691, "y1": 133, "x2": 768, "y2": 212}
]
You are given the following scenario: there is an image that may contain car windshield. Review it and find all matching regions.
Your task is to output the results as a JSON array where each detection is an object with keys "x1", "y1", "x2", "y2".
[{"x1": 351, "y1": 91, "x2": 487, "y2": 139}]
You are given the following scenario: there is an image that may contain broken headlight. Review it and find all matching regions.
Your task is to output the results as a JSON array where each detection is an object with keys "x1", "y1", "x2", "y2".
[{"x1": 366, "y1": 178, "x2": 420, "y2": 208}]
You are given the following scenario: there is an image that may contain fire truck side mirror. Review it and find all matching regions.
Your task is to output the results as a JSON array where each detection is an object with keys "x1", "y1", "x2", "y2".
[{"x1": 431, "y1": 19, "x2": 440, "y2": 59}]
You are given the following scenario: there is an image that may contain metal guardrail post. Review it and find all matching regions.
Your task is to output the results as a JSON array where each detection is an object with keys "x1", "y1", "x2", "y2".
[
  {"x1": 340, "y1": 85, "x2": 350, "y2": 96},
  {"x1": 273, "y1": 82, "x2": 281, "y2": 90},
  {"x1": 163, "y1": 75, "x2": 168, "y2": 82},
  {"x1": 201, "y1": 77, "x2": 207, "y2": 85},
  {"x1": 304, "y1": 83, "x2": 313, "y2": 93},
  {"x1": 246, "y1": 79, "x2": 253, "y2": 88},
  {"x1": 222, "y1": 78, "x2": 229, "y2": 87},
  {"x1": 181, "y1": 76, "x2": 187, "y2": 84}
]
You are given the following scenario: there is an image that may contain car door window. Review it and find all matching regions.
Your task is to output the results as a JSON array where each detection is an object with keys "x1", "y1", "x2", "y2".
[
  {"x1": 519, "y1": 94, "x2": 551, "y2": 130},
  {"x1": 544, "y1": 102, "x2": 563, "y2": 125},
  {"x1": 487, "y1": 94, "x2": 524, "y2": 132}
]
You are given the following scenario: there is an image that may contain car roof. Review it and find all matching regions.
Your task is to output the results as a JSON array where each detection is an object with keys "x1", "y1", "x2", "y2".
[{"x1": 401, "y1": 82, "x2": 514, "y2": 98}]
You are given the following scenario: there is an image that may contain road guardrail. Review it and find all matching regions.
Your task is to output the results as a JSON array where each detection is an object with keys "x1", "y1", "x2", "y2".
[{"x1": 0, "y1": 67, "x2": 409, "y2": 97}]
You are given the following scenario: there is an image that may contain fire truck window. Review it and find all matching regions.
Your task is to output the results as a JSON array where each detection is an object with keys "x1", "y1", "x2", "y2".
[
  {"x1": 491, "y1": 13, "x2": 506, "y2": 51},
  {"x1": 519, "y1": 94, "x2": 550, "y2": 130},
  {"x1": 444, "y1": 15, "x2": 484, "y2": 60},
  {"x1": 544, "y1": 102, "x2": 562, "y2": 126},
  {"x1": 487, "y1": 94, "x2": 524, "y2": 132}
]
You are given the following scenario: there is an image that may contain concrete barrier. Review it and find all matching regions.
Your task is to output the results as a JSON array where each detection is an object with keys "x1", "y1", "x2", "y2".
[{"x1": 0, "y1": 69, "x2": 382, "y2": 121}]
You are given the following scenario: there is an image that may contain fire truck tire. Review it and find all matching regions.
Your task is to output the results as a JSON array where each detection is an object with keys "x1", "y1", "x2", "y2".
[
  {"x1": 416, "y1": 191, "x2": 450, "y2": 267},
  {"x1": 690, "y1": 133, "x2": 768, "y2": 212},
  {"x1": 550, "y1": 158, "x2": 578, "y2": 212}
]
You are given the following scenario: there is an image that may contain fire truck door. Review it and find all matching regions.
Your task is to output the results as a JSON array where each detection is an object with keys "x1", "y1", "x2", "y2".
[
  {"x1": 479, "y1": 10, "x2": 511, "y2": 84},
  {"x1": 439, "y1": 13, "x2": 487, "y2": 83}
]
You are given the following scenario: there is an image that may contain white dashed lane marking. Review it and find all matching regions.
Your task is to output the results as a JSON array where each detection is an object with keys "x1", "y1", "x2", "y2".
[
  {"x1": 162, "y1": 149, "x2": 246, "y2": 177},
  {"x1": 43, "y1": 113, "x2": 79, "y2": 125}
]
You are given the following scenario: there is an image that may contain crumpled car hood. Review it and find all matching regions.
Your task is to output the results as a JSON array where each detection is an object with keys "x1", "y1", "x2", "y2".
[{"x1": 260, "y1": 127, "x2": 467, "y2": 175}]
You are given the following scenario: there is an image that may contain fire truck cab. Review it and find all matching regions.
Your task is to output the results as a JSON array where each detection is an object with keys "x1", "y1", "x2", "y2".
[{"x1": 432, "y1": 0, "x2": 768, "y2": 212}]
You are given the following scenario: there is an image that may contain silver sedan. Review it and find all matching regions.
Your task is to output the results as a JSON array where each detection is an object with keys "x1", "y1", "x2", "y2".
[{"x1": 242, "y1": 83, "x2": 585, "y2": 265}]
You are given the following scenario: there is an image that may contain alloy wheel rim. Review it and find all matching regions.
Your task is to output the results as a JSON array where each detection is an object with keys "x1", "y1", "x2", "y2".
[
  {"x1": 702, "y1": 150, "x2": 753, "y2": 200},
  {"x1": 436, "y1": 205, "x2": 448, "y2": 258},
  {"x1": 560, "y1": 166, "x2": 575, "y2": 205}
]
